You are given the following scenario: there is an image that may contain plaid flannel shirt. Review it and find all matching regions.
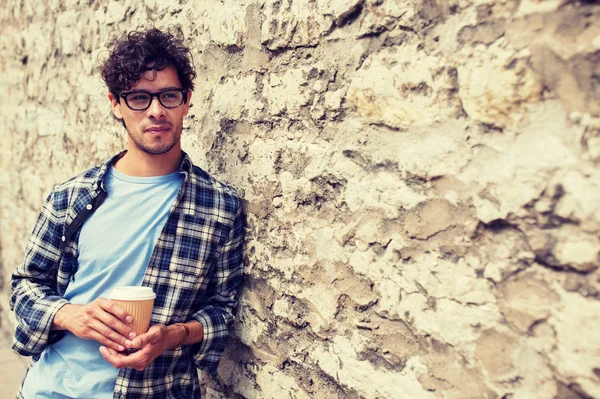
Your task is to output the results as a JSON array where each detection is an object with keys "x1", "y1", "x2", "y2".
[{"x1": 10, "y1": 151, "x2": 244, "y2": 398}]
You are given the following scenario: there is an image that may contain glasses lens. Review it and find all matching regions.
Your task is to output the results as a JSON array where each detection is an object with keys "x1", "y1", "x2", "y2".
[
  {"x1": 159, "y1": 90, "x2": 184, "y2": 108},
  {"x1": 126, "y1": 92, "x2": 151, "y2": 110}
]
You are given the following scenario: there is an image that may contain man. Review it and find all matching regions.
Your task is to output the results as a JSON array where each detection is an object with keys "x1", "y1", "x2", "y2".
[{"x1": 10, "y1": 28, "x2": 244, "y2": 398}]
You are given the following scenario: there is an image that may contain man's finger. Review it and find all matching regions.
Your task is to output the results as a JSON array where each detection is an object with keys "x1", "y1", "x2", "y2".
[
  {"x1": 99, "y1": 346, "x2": 127, "y2": 368},
  {"x1": 131, "y1": 325, "x2": 163, "y2": 348},
  {"x1": 147, "y1": 326, "x2": 164, "y2": 344},
  {"x1": 101, "y1": 346, "x2": 147, "y2": 370},
  {"x1": 94, "y1": 309, "x2": 136, "y2": 342},
  {"x1": 91, "y1": 332, "x2": 124, "y2": 352},
  {"x1": 80, "y1": 319, "x2": 127, "y2": 351},
  {"x1": 98, "y1": 298, "x2": 134, "y2": 324},
  {"x1": 87, "y1": 318, "x2": 132, "y2": 348},
  {"x1": 131, "y1": 334, "x2": 147, "y2": 348},
  {"x1": 131, "y1": 331, "x2": 156, "y2": 348}
]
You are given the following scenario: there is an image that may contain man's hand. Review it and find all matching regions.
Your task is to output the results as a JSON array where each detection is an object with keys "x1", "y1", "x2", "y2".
[
  {"x1": 53, "y1": 298, "x2": 136, "y2": 352},
  {"x1": 99, "y1": 324, "x2": 175, "y2": 371}
]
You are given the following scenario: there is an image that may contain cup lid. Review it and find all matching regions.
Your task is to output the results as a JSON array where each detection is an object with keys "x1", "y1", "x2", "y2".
[{"x1": 109, "y1": 286, "x2": 156, "y2": 300}]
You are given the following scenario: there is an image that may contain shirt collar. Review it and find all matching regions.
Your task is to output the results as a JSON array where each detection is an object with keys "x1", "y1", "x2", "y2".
[{"x1": 93, "y1": 150, "x2": 194, "y2": 191}]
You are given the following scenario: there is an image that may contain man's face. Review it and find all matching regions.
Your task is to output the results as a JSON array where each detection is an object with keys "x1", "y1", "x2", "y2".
[{"x1": 108, "y1": 66, "x2": 192, "y2": 156}]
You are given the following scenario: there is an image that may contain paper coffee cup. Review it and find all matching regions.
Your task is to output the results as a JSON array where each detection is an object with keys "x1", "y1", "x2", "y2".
[{"x1": 109, "y1": 286, "x2": 156, "y2": 335}]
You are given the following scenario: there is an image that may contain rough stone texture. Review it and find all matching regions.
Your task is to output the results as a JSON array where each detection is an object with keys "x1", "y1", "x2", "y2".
[{"x1": 1, "y1": 1, "x2": 600, "y2": 398}]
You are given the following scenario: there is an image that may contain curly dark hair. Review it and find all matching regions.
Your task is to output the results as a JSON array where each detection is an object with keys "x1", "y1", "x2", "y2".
[{"x1": 101, "y1": 28, "x2": 196, "y2": 98}]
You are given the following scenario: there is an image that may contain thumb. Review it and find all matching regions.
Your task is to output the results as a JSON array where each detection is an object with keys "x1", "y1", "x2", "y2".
[
  {"x1": 148, "y1": 327, "x2": 164, "y2": 344},
  {"x1": 136, "y1": 325, "x2": 164, "y2": 346},
  {"x1": 131, "y1": 334, "x2": 147, "y2": 348}
]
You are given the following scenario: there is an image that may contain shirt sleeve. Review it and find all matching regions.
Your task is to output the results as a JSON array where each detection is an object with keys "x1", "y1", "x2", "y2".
[
  {"x1": 189, "y1": 197, "x2": 244, "y2": 373},
  {"x1": 9, "y1": 190, "x2": 70, "y2": 356}
]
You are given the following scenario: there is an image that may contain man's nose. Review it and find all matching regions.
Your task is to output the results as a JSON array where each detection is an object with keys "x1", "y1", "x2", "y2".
[{"x1": 146, "y1": 96, "x2": 166, "y2": 118}]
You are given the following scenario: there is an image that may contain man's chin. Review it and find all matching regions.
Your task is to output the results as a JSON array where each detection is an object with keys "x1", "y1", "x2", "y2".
[
  {"x1": 134, "y1": 140, "x2": 178, "y2": 155},
  {"x1": 142, "y1": 145, "x2": 177, "y2": 155}
]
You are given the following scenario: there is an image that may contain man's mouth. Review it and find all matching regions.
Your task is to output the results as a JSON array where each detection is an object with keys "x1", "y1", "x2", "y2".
[{"x1": 145, "y1": 124, "x2": 171, "y2": 133}]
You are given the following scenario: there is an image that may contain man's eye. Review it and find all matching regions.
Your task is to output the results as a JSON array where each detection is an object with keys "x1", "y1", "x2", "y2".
[
  {"x1": 130, "y1": 94, "x2": 149, "y2": 101},
  {"x1": 163, "y1": 92, "x2": 178, "y2": 99}
]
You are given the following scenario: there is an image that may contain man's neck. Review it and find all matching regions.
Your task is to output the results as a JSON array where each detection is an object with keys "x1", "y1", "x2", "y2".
[{"x1": 113, "y1": 148, "x2": 182, "y2": 177}]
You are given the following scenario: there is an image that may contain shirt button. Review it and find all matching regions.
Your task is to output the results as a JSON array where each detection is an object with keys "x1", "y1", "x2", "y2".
[
  {"x1": 86, "y1": 204, "x2": 93, "y2": 210},
  {"x1": 61, "y1": 236, "x2": 66, "y2": 242}
]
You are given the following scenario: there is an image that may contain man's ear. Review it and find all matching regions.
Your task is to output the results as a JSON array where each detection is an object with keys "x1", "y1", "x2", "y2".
[{"x1": 108, "y1": 92, "x2": 123, "y2": 120}]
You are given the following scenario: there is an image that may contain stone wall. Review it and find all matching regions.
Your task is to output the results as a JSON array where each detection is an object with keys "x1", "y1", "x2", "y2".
[{"x1": 1, "y1": 1, "x2": 599, "y2": 398}]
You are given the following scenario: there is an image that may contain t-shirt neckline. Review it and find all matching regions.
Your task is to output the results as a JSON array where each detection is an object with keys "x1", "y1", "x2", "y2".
[{"x1": 109, "y1": 165, "x2": 182, "y2": 184}]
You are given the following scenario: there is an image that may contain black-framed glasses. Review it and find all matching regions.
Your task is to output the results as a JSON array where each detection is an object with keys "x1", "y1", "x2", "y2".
[{"x1": 119, "y1": 88, "x2": 188, "y2": 111}]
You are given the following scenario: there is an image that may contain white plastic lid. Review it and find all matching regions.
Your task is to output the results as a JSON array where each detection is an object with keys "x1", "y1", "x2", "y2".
[{"x1": 109, "y1": 286, "x2": 156, "y2": 300}]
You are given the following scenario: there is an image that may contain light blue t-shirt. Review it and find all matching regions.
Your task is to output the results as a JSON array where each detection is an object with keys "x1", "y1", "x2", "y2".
[{"x1": 22, "y1": 166, "x2": 183, "y2": 399}]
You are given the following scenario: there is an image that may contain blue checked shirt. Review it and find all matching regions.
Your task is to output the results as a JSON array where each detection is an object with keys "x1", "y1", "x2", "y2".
[{"x1": 10, "y1": 151, "x2": 244, "y2": 398}]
